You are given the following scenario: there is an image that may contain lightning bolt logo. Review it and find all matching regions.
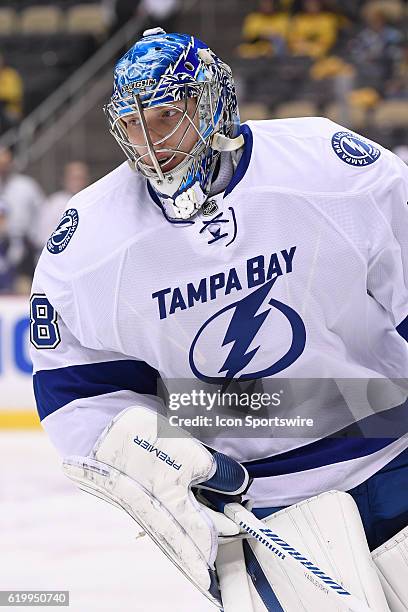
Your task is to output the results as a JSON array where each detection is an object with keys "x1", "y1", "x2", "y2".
[
  {"x1": 219, "y1": 278, "x2": 276, "y2": 379},
  {"x1": 189, "y1": 278, "x2": 306, "y2": 383},
  {"x1": 47, "y1": 208, "x2": 79, "y2": 255},
  {"x1": 332, "y1": 131, "x2": 380, "y2": 167},
  {"x1": 52, "y1": 219, "x2": 72, "y2": 239},
  {"x1": 341, "y1": 137, "x2": 372, "y2": 159}
]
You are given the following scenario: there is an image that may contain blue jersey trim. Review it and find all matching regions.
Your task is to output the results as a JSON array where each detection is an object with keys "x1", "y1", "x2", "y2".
[
  {"x1": 223, "y1": 124, "x2": 253, "y2": 198},
  {"x1": 243, "y1": 540, "x2": 284, "y2": 611},
  {"x1": 244, "y1": 438, "x2": 395, "y2": 479},
  {"x1": 251, "y1": 448, "x2": 408, "y2": 551},
  {"x1": 397, "y1": 315, "x2": 408, "y2": 341},
  {"x1": 253, "y1": 506, "x2": 283, "y2": 519},
  {"x1": 243, "y1": 400, "x2": 408, "y2": 478},
  {"x1": 34, "y1": 359, "x2": 159, "y2": 421}
]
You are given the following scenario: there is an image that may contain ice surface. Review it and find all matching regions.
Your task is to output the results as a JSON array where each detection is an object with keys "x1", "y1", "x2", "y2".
[{"x1": 0, "y1": 432, "x2": 215, "y2": 611}]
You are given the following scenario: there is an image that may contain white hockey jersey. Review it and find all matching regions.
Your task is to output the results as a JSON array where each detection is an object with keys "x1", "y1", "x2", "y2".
[{"x1": 30, "y1": 118, "x2": 408, "y2": 506}]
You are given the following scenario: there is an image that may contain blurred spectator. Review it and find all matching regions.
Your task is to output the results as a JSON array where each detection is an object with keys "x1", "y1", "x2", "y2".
[
  {"x1": 37, "y1": 161, "x2": 90, "y2": 246},
  {"x1": 0, "y1": 198, "x2": 23, "y2": 293},
  {"x1": 288, "y1": 0, "x2": 339, "y2": 58},
  {"x1": 360, "y1": 0, "x2": 405, "y2": 24},
  {"x1": 238, "y1": 0, "x2": 289, "y2": 58},
  {"x1": 0, "y1": 54, "x2": 23, "y2": 133},
  {"x1": 349, "y1": 6, "x2": 403, "y2": 92},
  {"x1": 105, "y1": 0, "x2": 142, "y2": 34},
  {"x1": 393, "y1": 145, "x2": 408, "y2": 165},
  {"x1": 141, "y1": 0, "x2": 181, "y2": 34},
  {"x1": 325, "y1": 0, "x2": 362, "y2": 22},
  {"x1": 310, "y1": 54, "x2": 356, "y2": 112},
  {"x1": 0, "y1": 146, "x2": 45, "y2": 286},
  {"x1": 386, "y1": 40, "x2": 408, "y2": 98}
]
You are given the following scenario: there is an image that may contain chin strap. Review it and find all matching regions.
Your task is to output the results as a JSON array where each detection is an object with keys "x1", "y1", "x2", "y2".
[
  {"x1": 211, "y1": 133, "x2": 245, "y2": 152},
  {"x1": 151, "y1": 132, "x2": 245, "y2": 221}
]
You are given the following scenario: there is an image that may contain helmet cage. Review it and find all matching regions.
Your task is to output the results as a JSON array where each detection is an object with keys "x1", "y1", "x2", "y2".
[{"x1": 104, "y1": 73, "x2": 232, "y2": 190}]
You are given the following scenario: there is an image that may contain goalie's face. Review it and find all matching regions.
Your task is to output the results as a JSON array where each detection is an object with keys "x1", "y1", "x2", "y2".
[{"x1": 121, "y1": 97, "x2": 201, "y2": 174}]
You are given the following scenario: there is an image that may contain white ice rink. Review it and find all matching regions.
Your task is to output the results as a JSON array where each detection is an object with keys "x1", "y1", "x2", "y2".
[{"x1": 1, "y1": 431, "x2": 215, "y2": 612}]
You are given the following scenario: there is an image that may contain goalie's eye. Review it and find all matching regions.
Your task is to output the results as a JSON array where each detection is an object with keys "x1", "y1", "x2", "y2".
[
  {"x1": 126, "y1": 117, "x2": 141, "y2": 127},
  {"x1": 161, "y1": 108, "x2": 178, "y2": 119}
]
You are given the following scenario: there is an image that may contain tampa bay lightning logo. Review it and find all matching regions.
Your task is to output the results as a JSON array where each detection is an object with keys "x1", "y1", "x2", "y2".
[
  {"x1": 189, "y1": 277, "x2": 306, "y2": 383},
  {"x1": 331, "y1": 131, "x2": 380, "y2": 167},
  {"x1": 47, "y1": 208, "x2": 79, "y2": 255}
]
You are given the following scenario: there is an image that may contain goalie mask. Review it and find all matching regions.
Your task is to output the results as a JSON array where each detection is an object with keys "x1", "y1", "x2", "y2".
[{"x1": 104, "y1": 28, "x2": 241, "y2": 220}]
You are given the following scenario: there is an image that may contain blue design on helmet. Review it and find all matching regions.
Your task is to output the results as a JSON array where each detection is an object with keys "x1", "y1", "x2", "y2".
[{"x1": 104, "y1": 28, "x2": 240, "y2": 220}]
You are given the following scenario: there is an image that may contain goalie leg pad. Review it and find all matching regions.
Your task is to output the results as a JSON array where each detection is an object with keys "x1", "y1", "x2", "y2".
[
  {"x1": 245, "y1": 491, "x2": 390, "y2": 611},
  {"x1": 62, "y1": 405, "x2": 245, "y2": 608},
  {"x1": 372, "y1": 526, "x2": 408, "y2": 612},
  {"x1": 216, "y1": 540, "x2": 270, "y2": 612}
]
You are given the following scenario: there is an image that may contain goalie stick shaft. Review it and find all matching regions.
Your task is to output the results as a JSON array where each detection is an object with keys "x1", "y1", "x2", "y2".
[{"x1": 223, "y1": 502, "x2": 373, "y2": 612}]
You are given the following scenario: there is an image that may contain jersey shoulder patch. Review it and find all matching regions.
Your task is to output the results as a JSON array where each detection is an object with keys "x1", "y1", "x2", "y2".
[
  {"x1": 47, "y1": 208, "x2": 79, "y2": 255},
  {"x1": 331, "y1": 131, "x2": 381, "y2": 167}
]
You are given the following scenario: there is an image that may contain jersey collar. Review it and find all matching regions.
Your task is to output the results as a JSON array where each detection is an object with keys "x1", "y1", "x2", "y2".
[
  {"x1": 146, "y1": 123, "x2": 254, "y2": 219},
  {"x1": 223, "y1": 123, "x2": 253, "y2": 198}
]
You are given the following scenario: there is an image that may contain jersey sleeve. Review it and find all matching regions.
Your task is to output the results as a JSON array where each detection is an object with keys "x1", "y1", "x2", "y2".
[
  {"x1": 367, "y1": 153, "x2": 408, "y2": 341},
  {"x1": 30, "y1": 284, "x2": 163, "y2": 458}
]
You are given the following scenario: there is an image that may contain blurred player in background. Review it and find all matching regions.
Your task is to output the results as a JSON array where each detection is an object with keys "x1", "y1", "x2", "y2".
[
  {"x1": 0, "y1": 53, "x2": 23, "y2": 132},
  {"x1": 0, "y1": 145, "x2": 44, "y2": 291},
  {"x1": 30, "y1": 28, "x2": 408, "y2": 611},
  {"x1": 37, "y1": 161, "x2": 90, "y2": 247},
  {"x1": 0, "y1": 197, "x2": 23, "y2": 293}
]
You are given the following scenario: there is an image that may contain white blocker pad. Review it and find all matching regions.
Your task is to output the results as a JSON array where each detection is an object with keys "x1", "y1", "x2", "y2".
[
  {"x1": 241, "y1": 491, "x2": 389, "y2": 611},
  {"x1": 372, "y1": 526, "x2": 408, "y2": 611},
  {"x1": 62, "y1": 405, "x2": 242, "y2": 608}
]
